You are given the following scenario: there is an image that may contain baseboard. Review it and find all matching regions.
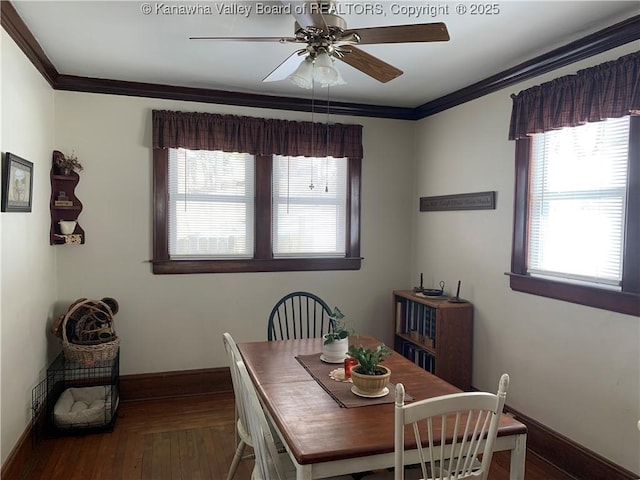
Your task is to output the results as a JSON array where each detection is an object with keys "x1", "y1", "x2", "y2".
[
  {"x1": 119, "y1": 366, "x2": 232, "y2": 401},
  {"x1": 0, "y1": 423, "x2": 33, "y2": 480},
  {"x1": 503, "y1": 404, "x2": 639, "y2": 480}
]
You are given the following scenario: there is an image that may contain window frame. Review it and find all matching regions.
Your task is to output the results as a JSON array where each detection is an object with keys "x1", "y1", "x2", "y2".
[
  {"x1": 152, "y1": 150, "x2": 362, "y2": 274},
  {"x1": 508, "y1": 116, "x2": 640, "y2": 317}
]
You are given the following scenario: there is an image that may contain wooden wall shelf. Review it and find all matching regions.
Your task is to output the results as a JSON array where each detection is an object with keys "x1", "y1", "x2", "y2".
[{"x1": 50, "y1": 151, "x2": 85, "y2": 245}]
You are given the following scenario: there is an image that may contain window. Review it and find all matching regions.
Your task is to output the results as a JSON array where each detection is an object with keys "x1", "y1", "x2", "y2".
[
  {"x1": 510, "y1": 116, "x2": 639, "y2": 316},
  {"x1": 508, "y1": 52, "x2": 639, "y2": 316},
  {"x1": 527, "y1": 117, "x2": 629, "y2": 288},
  {"x1": 168, "y1": 149, "x2": 254, "y2": 259},
  {"x1": 272, "y1": 155, "x2": 347, "y2": 257},
  {"x1": 151, "y1": 110, "x2": 362, "y2": 274}
]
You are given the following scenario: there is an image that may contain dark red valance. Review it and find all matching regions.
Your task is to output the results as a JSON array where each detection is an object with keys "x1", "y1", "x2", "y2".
[
  {"x1": 152, "y1": 110, "x2": 363, "y2": 159},
  {"x1": 509, "y1": 51, "x2": 640, "y2": 140}
]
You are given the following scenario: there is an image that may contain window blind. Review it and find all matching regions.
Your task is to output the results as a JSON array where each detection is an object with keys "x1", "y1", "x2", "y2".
[
  {"x1": 272, "y1": 155, "x2": 347, "y2": 257},
  {"x1": 528, "y1": 116, "x2": 630, "y2": 287},
  {"x1": 168, "y1": 148, "x2": 254, "y2": 259}
]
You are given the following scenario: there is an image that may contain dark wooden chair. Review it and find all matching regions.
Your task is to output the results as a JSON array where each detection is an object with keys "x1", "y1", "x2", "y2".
[{"x1": 267, "y1": 291, "x2": 334, "y2": 341}]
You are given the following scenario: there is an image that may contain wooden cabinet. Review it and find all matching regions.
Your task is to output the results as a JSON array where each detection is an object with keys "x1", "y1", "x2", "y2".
[
  {"x1": 50, "y1": 157, "x2": 84, "y2": 245},
  {"x1": 393, "y1": 290, "x2": 473, "y2": 390}
]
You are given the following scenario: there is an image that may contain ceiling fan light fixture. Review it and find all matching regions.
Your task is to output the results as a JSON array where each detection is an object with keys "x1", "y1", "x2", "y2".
[
  {"x1": 326, "y1": 61, "x2": 346, "y2": 87},
  {"x1": 313, "y1": 51, "x2": 339, "y2": 85},
  {"x1": 287, "y1": 53, "x2": 346, "y2": 89},
  {"x1": 288, "y1": 57, "x2": 315, "y2": 89}
]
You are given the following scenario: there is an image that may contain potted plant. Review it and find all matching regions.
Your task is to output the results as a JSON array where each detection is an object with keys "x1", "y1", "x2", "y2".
[
  {"x1": 347, "y1": 343, "x2": 392, "y2": 396},
  {"x1": 321, "y1": 307, "x2": 351, "y2": 363},
  {"x1": 53, "y1": 150, "x2": 83, "y2": 176}
]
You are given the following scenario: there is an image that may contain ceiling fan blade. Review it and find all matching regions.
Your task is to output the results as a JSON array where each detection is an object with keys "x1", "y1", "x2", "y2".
[
  {"x1": 189, "y1": 36, "x2": 301, "y2": 43},
  {"x1": 284, "y1": 1, "x2": 327, "y2": 30},
  {"x1": 341, "y1": 22, "x2": 449, "y2": 45},
  {"x1": 337, "y1": 46, "x2": 403, "y2": 83},
  {"x1": 263, "y1": 50, "x2": 308, "y2": 82}
]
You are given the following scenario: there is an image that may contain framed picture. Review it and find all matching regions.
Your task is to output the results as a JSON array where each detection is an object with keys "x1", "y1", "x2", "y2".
[{"x1": 2, "y1": 152, "x2": 34, "y2": 212}]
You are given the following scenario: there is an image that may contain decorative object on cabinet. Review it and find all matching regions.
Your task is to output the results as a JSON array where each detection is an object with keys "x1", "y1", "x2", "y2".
[
  {"x1": 51, "y1": 297, "x2": 120, "y2": 364},
  {"x1": 1, "y1": 152, "x2": 33, "y2": 212},
  {"x1": 53, "y1": 150, "x2": 83, "y2": 175},
  {"x1": 59, "y1": 220, "x2": 77, "y2": 235},
  {"x1": 50, "y1": 150, "x2": 85, "y2": 244},
  {"x1": 54, "y1": 190, "x2": 73, "y2": 207},
  {"x1": 419, "y1": 191, "x2": 495, "y2": 211},
  {"x1": 416, "y1": 280, "x2": 445, "y2": 297},
  {"x1": 448, "y1": 280, "x2": 469, "y2": 303},
  {"x1": 393, "y1": 290, "x2": 473, "y2": 390}
]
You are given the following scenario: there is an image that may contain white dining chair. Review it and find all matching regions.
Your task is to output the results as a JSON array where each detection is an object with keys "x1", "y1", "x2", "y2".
[
  {"x1": 362, "y1": 373, "x2": 510, "y2": 480},
  {"x1": 223, "y1": 332, "x2": 254, "y2": 480},
  {"x1": 234, "y1": 357, "x2": 354, "y2": 480}
]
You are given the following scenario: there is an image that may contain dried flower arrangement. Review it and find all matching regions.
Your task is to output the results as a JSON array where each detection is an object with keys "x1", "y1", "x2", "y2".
[{"x1": 53, "y1": 150, "x2": 83, "y2": 174}]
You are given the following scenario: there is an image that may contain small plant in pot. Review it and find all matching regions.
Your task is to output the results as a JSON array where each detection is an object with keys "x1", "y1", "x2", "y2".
[
  {"x1": 347, "y1": 343, "x2": 392, "y2": 395},
  {"x1": 321, "y1": 307, "x2": 351, "y2": 363},
  {"x1": 53, "y1": 150, "x2": 83, "y2": 176}
]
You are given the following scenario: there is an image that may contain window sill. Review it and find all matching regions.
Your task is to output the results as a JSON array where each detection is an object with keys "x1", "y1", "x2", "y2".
[
  {"x1": 153, "y1": 257, "x2": 363, "y2": 274},
  {"x1": 506, "y1": 273, "x2": 639, "y2": 317}
]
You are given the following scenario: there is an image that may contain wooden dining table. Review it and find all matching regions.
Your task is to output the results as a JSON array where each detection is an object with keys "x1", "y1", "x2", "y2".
[{"x1": 238, "y1": 335, "x2": 527, "y2": 480}]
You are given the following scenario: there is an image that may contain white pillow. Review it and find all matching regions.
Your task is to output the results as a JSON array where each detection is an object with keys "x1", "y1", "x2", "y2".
[{"x1": 53, "y1": 386, "x2": 114, "y2": 427}]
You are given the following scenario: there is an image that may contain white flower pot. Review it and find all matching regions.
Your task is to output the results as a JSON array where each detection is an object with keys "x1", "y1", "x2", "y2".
[{"x1": 322, "y1": 335, "x2": 348, "y2": 363}]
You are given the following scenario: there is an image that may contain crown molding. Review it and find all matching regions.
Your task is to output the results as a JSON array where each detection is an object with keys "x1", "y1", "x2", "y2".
[
  {"x1": 2, "y1": 1, "x2": 638, "y2": 120},
  {"x1": 413, "y1": 15, "x2": 640, "y2": 119},
  {"x1": 53, "y1": 74, "x2": 416, "y2": 120}
]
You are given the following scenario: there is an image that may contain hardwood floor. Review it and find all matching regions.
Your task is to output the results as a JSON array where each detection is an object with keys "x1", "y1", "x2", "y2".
[{"x1": 14, "y1": 392, "x2": 575, "y2": 480}]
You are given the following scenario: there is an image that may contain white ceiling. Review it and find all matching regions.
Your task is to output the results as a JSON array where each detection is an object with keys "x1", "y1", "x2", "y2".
[{"x1": 10, "y1": 0, "x2": 640, "y2": 108}]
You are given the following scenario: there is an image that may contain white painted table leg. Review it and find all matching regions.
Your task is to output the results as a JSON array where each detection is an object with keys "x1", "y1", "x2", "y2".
[
  {"x1": 295, "y1": 463, "x2": 312, "y2": 480},
  {"x1": 509, "y1": 433, "x2": 527, "y2": 480}
]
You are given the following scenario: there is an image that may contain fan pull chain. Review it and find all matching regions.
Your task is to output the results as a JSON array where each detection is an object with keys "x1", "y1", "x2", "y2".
[
  {"x1": 325, "y1": 84, "x2": 330, "y2": 193},
  {"x1": 309, "y1": 76, "x2": 315, "y2": 191}
]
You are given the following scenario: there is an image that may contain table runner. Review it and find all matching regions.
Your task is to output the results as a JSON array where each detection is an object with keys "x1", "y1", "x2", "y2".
[{"x1": 296, "y1": 353, "x2": 412, "y2": 408}]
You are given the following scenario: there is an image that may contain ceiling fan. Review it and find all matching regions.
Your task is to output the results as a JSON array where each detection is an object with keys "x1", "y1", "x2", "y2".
[{"x1": 189, "y1": 0, "x2": 450, "y2": 86}]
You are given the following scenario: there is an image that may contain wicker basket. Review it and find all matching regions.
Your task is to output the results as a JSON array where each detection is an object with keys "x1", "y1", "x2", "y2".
[{"x1": 61, "y1": 299, "x2": 120, "y2": 364}]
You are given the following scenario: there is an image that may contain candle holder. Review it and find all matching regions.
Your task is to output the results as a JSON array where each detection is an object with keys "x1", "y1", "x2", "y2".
[{"x1": 344, "y1": 357, "x2": 358, "y2": 379}]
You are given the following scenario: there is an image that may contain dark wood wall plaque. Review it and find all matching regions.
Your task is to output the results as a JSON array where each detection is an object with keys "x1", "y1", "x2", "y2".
[{"x1": 420, "y1": 191, "x2": 496, "y2": 212}]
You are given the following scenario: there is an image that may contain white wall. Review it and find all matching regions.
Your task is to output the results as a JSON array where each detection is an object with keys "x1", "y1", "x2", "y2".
[
  {"x1": 0, "y1": 31, "x2": 57, "y2": 465},
  {"x1": 52, "y1": 92, "x2": 416, "y2": 374},
  {"x1": 412, "y1": 42, "x2": 640, "y2": 474}
]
